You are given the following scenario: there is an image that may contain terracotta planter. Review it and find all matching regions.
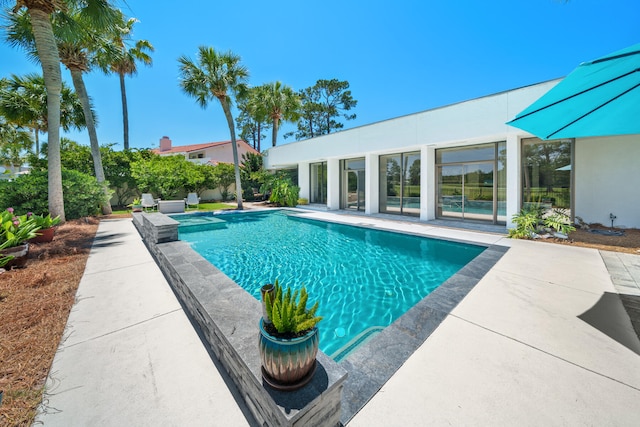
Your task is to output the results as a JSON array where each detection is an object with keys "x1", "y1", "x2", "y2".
[
  {"x1": 258, "y1": 319, "x2": 319, "y2": 390},
  {"x1": 1, "y1": 243, "x2": 29, "y2": 269},
  {"x1": 29, "y1": 227, "x2": 55, "y2": 243}
]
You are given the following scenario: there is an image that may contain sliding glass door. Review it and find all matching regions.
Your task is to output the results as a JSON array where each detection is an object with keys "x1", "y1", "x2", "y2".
[
  {"x1": 310, "y1": 162, "x2": 327, "y2": 204},
  {"x1": 341, "y1": 158, "x2": 365, "y2": 211},
  {"x1": 379, "y1": 151, "x2": 420, "y2": 216},
  {"x1": 436, "y1": 142, "x2": 506, "y2": 224}
]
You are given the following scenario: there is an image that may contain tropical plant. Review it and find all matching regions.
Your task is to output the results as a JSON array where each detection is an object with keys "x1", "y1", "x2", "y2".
[
  {"x1": 0, "y1": 119, "x2": 33, "y2": 173},
  {"x1": 508, "y1": 205, "x2": 544, "y2": 239},
  {"x1": 264, "y1": 279, "x2": 322, "y2": 336},
  {"x1": 29, "y1": 212, "x2": 60, "y2": 229},
  {"x1": 254, "y1": 82, "x2": 301, "y2": 148},
  {"x1": 5, "y1": 0, "x2": 121, "y2": 223},
  {"x1": 509, "y1": 205, "x2": 576, "y2": 239},
  {"x1": 178, "y1": 46, "x2": 248, "y2": 210},
  {"x1": 239, "y1": 152, "x2": 267, "y2": 201},
  {"x1": 0, "y1": 207, "x2": 40, "y2": 250},
  {"x1": 265, "y1": 175, "x2": 299, "y2": 207},
  {"x1": 544, "y1": 208, "x2": 576, "y2": 236},
  {"x1": 97, "y1": 12, "x2": 153, "y2": 150},
  {"x1": 0, "y1": 73, "x2": 87, "y2": 156}
]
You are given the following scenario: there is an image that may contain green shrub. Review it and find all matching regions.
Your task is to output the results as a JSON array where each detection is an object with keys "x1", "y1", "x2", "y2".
[
  {"x1": 268, "y1": 176, "x2": 300, "y2": 207},
  {"x1": 0, "y1": 169, "x2": 107, "y2": 220},
  {"x1": 544, "y1": 208, "x2": 576, "y2": 235},
  {"x1": 509, "y1": 205, "x2": 576, "y2": 239},
  {"x1": 508, "y1": 206, "x2": 542, "y2": 239}
]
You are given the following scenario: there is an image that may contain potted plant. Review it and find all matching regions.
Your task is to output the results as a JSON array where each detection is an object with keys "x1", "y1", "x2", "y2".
[
  {"x1": 0, "y1": 208, "x2": 40, "y2": 269},
  {"x1": 259, "y1": 279, "x2": 323, "y2": 390},
  {"x1": 28, "y1": 213, "x2": 61, "y2": 243},
  {"x1": 129, "y1": 198, "x2": 143, "y2": 213}
]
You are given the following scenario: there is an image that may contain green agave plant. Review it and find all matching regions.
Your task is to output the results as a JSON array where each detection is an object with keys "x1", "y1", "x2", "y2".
[{"x1": 264, "y1": 279, "x2": 323, "y2": 335}]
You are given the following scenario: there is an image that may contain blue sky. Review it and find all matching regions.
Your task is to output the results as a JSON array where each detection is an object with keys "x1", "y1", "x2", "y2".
[{"x1": 1, "y1": 0, "x2": 638, "y2": 151}]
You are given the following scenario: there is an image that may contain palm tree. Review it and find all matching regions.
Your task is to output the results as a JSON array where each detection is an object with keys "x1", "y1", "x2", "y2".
[
  {"x1": 178, "y1": 46, "x2": 249, "y2": 210},
  {"x1": 0, "y1": 73, "x2": 86, "y2": 155},
  {"x1": 4, "y1": 0, "x2": 120, "y2": 221},
  {"x1": 0, "y1": 119, "x2": 33, "y2": 175},
  {"x1": 258, "y1": 82, "x2": 301, "y2": 148},
  {"x1": 98, "y1": 13, "x2": 153, "y2": 150},
  {"x1": 7, "y1": 5, "x2": 120, "y2": 214},
  {"x1": 4, "y1": 0, "x2": 65, "y2": 220}
]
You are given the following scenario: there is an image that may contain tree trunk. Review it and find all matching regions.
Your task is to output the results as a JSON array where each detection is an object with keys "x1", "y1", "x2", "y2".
[
  {"x1": 257, "y1": 122, "x2": 261, "y2": 153},
  {"x1": 271, "y1": 117, "x2": 279, "y2": 147},
  {"x1": 220, "y1": 98, "x2": 243, "y2": 210},
  {"x1": 69, "y1": 69, "x2": 112, "y2": 215},
  {"x1": 119, "y1": 71, "x2": 129, "y2": 150},
  {"x1": 29, "y1": 9, "x2": 65, "y2": 222},
  {"x1": 34, "y1": 128, "x2": 40, "y2": 157}
]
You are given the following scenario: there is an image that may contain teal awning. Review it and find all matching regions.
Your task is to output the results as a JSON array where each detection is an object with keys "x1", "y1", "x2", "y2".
[{"x1": 507, "y1": 43, "x2": 640, "y2": 140}]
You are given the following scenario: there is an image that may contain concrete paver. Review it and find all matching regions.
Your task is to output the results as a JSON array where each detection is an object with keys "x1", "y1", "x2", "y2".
[
  {"x1": 35, "y1": 219, "x2": 253, "y2": 426},
  {"x1": 34, "y1": 214, "x2": 640, "y2": 426},
  {"x1": 349, "y1": 236, "x2": 640, "y2": 426}
]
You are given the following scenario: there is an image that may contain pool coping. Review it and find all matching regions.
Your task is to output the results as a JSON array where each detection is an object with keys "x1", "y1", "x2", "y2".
[
  {"x1": 278, "y1": 210, "x2": 508, "y2": 423},
  {"x1": 136, "y1": 209, "x2": 508, "y2": 425}
]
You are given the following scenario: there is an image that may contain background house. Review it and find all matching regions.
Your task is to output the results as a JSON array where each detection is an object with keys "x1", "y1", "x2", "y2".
[
  {"x1": 152, "y1": 136, "x2": 259, "y2": 201},
  {"x1": 153, "y1": 136, "x2": 258, "y2": 166}
]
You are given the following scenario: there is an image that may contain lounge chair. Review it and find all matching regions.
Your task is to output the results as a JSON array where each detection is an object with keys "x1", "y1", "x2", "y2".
[
  {"x1": 141, "y1": 193, "x2": 159, "y2": 211},
  {"x1": 185, "y1": 193, "x2": 200, "y2": 210}
]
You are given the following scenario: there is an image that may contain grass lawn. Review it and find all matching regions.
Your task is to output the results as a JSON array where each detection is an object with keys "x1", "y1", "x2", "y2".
[{"x1": 111, "y1": 202, "x2": 236, "y2": 215}]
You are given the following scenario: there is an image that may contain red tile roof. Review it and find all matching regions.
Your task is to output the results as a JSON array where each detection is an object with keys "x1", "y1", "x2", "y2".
[{"x1": 153, "y1": 139, "x2": 258, "y2": 155}]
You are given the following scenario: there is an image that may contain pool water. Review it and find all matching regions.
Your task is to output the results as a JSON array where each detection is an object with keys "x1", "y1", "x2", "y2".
[{"x1": 175, "y1": 210, "x2": 485, "y2": 360}]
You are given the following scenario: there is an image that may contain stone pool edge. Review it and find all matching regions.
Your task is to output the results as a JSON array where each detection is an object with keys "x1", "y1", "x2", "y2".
[
  {"x1": 281, "y1": 210, "x2": 508, "y2": 423},
  {"x1": 133, "y1": 212, "x2": 348, "y2": 427},
  {"x1": 338, "y1": 243, "x2": 507, "y2": 423},
  {"x1": 134, "y1": 210, "x2": 507, "y2": 426}
]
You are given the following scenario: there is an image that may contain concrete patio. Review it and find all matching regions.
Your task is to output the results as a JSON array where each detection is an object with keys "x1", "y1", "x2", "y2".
[{"x1": 35, "y1": 212, "x2": 640, "y2": 426}]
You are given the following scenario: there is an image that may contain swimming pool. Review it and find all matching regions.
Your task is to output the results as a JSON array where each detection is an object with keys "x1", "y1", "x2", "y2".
[{"x1": 175, "y1": 210, "x2": 485, "y2": 360}]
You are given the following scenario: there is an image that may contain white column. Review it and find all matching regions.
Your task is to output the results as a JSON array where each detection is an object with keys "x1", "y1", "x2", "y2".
[
  {"x1": 365, "y1": 153, "x2": 379, "y2": 214},
  {"x1": 327, "y1": 158, "x2": 340, "y2": 210},
  {"x1": 421, "y1": 146, "x2": 436, "y2": 221},
  {"x1": 505, "y1": 134, "x2": 520, "y2": 228}
]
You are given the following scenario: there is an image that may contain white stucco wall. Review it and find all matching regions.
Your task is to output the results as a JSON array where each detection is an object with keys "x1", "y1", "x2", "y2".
[
  {"x1": 264, "y1": 80, "x2": 559, "y2": 170},
  {"x1": 259, "y1": 80, "x2": 640, "y2": 230},
  {"x1": 575, "y1": 134, "x2": 640, "y2": 228}
]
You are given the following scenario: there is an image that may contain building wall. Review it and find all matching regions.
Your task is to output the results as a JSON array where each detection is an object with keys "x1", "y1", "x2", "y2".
[
  {"x1": 575, "y1": 134, "x2": 640, "y2": 228},
  {"x1": 264, "y1": 80, "x2": 640, "y2": 229},
  {"x1": 264, "y1": 81, "x2": 558, "y2": 169},
  {"x1": 204, "y1": 141, "x2": 256, "y2": 164}
]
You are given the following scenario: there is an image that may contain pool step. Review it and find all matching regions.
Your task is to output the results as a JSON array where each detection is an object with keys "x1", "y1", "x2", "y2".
[
  {"x1": 177, "y1": 217, "x2": 227, "y2": 233},
  {"x1": 330, "y1": 326, "x2": 385, "y2": 362}
]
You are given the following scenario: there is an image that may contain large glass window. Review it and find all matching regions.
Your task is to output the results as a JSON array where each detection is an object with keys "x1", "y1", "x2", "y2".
[
  {"x1": 521, "y1": 138, "x2": 572, "y2": 212},
  {"x1": 436, "y1": 142, "x2": 506, "y2": 224},
  {"x1": 379, "y1": 152, "x2": 420, "y2": 216},
  {"x1": 310, "y1": 162, "x2": 327, "y2": 204}
]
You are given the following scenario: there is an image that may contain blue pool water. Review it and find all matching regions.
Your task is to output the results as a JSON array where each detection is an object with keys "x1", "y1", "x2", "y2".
[{"x1": 175, "y1": 210, "x2": 485, "y2": 360}]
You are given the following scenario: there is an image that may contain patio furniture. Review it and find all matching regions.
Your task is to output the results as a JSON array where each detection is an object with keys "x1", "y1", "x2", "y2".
[
  {"x1": 185, "y1": 193, "x2": 200, "y2": 210},
  {"x1": 158, "y1": 200, "x2": 185, "y2": 214},
  {"x1": 141, "y1": 193, "x2": 159, "y2": 211}
]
